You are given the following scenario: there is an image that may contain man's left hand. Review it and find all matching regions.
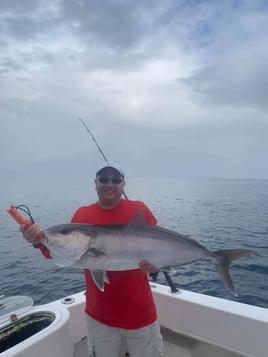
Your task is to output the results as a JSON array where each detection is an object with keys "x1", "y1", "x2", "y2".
[{"x1": 139, "y1": 260, "x2": 158, "y2": 273}]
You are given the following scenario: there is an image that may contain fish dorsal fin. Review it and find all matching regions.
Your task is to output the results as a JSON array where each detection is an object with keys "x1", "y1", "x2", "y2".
[
  {"x1": 90, "y1": 270, "x2": 110, "y2": 292},
  {"x1": 126, "y1": 208, "x2": 152, "y2": 228}
]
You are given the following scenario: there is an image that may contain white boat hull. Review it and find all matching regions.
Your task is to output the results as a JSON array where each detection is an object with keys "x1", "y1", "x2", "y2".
[{"x1": 1, "y1": 283, "x2": 267, "y2": 357}]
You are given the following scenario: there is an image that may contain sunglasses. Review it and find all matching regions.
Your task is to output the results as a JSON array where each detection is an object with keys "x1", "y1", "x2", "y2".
[{"x1": 98, "y1": 176, "x2": 123, "y2": 185}]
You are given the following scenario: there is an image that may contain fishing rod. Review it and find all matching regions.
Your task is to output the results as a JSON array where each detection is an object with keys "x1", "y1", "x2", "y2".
[
  {"x1": 78, "y1": 119, "x2": 179, "y2": 292},
  {"x1": 78, "y1": 118, "x2": 128, "y2": 199},
  {"x1": 78, "y1": 118, "x2": 108, "y2": 162}
]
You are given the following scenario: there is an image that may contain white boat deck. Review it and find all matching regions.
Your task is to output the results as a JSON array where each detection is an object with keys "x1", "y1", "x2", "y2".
[{"x1": 1, "y1": 283, "x2": 268, "y2": 357}]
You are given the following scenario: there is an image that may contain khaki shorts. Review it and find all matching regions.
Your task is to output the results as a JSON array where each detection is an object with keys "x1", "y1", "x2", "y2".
[{"x1": 85, "y1": 314, "x2": 163, "y2": 357}]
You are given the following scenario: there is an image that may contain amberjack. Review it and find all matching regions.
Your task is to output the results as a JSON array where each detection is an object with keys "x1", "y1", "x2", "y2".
[{"x1": 42, "y1": 210, "x2": 256, "y2": 296}]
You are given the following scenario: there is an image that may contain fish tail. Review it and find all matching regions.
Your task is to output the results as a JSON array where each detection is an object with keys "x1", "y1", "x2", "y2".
[{"x1": 213, "y1": 249, "x2": 256, "y2": 297}]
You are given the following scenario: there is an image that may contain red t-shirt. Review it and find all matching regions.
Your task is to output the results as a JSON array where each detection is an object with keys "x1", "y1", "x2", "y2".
[{"x1": 71, "y1": 199, "x2": 158, "y2": 329}]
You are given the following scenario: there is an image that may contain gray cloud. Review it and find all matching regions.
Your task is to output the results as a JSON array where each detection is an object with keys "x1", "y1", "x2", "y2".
[
  {"x1": 185, "y1": 41, "x2": 268, "y2": 110},
  {"x1": 1, "y1": 0, "x2": 268, "y2": 185},
  {"x1": 59, "y1": 0, "x2": 148, "y2": 49}
]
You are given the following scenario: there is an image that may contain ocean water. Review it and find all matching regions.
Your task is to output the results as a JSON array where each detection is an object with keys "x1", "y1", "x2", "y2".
[{"x1": 1, "y1": 178, "x2": 267, "y2": 308}]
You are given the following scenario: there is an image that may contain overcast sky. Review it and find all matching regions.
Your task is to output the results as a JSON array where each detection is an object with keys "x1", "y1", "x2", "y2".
[{"x1": 1, "y1": 0, "x2": 268, "y2": 185}]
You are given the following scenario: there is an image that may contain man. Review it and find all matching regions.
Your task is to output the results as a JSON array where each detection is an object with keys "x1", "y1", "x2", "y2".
[{"x1": 20, "y1": 161, "x2": 163, "y2": 357}]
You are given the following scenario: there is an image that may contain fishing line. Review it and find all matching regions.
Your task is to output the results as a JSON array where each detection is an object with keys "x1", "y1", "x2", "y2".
[
  {"x1": 13, "y1": 205, "x2": 35, "y2": 224},
  {"x1": 78, "y1": 118, "x2": 128, "y2": 199}
]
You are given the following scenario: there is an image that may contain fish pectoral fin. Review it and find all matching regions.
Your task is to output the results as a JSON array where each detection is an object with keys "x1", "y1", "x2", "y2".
[
  {"x1": 90, "y1": 270, "x2": 110, "y2": 291},
  {"x1": 88, "y1": 247, "x2": 106, "y2": 257}
]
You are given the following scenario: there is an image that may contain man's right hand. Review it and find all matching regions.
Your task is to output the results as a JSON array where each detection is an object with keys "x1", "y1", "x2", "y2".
[{"x1": 19, "y1": 224, "x2": 42, "y2": 244}]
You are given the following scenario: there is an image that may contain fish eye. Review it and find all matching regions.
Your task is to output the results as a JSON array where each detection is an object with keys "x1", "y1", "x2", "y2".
[{"x1": 60, "y1": 227, "x2": 72, "y2": 235}]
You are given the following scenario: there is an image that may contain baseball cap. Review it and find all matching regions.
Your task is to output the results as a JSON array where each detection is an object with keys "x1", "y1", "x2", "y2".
[{"x1": 96, "y1": 161, "x2": 124, "y2": 177}]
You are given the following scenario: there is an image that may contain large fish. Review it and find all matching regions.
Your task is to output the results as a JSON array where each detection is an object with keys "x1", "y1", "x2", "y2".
[{"x1": 42, "y1": 210, "x2": 256, "y2": 296}]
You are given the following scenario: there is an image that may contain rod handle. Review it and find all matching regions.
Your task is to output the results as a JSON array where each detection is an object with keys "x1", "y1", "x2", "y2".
[
  {"x1": 6, "y1": 205, "x2": 43, "y2": 242},
  {"x1": 7, "y1": 205, "x2": 32, "y2": 226}
]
